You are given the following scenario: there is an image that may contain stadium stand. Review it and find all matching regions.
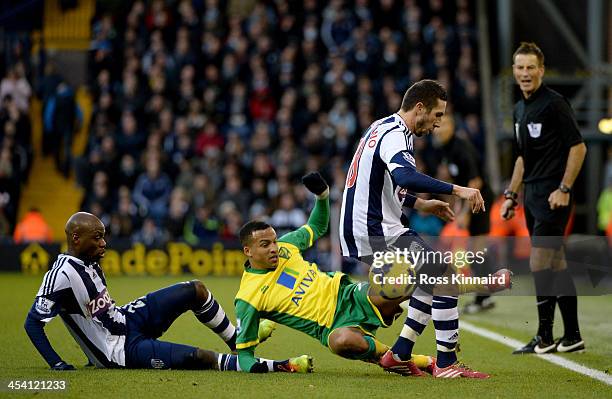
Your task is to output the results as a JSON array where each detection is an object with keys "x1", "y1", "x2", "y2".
[
  {"x1": 2, "y1": 0, "x2": 488, "y2": 271},
  {"x1": 86, "y1": 0, "x2": 481, "y2": 247}
]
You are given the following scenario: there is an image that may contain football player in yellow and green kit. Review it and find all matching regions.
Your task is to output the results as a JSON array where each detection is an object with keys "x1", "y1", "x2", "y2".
[
  {"x1": 235, "y1": 172, "x2": 512, "y2": 375},
  {"x1": 234, "y1": 172, "x2": 435, "y2": 375}
]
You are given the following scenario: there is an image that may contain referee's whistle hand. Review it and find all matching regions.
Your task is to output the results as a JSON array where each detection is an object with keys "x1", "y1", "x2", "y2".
[{"x1": 548, "y1": 189, "x2": 570, "y2": 210}]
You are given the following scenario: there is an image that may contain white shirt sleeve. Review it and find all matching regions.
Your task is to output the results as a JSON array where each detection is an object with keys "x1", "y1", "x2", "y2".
[
  {"x1": 378, "y1": 130, "x2": 416, "y2": 172},
  {"x1": 33, "y1": 270, "x2": 71, "y2": 323}
]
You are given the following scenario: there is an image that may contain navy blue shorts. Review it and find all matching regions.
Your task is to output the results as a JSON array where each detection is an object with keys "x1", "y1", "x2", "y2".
[{"x1": 123, "y1": 282, "x2": 199, "y2": 369}]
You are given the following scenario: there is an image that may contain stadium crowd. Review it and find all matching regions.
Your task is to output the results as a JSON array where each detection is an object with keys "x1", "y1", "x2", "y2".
[
  {"x1": 0, "y1": 60, "x2": 33, "y2": 238},
  {"x1": 2, "y1": 0, "x2": 494, "y2": 267},
  {"x1": 79, "y1": 0, "x2": 485, "y2": 249}
]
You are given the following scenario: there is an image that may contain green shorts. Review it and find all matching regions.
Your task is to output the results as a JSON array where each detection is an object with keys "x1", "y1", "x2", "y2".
[{"x1": 321, "y1": 277, "x2": 388, "y2": 347}]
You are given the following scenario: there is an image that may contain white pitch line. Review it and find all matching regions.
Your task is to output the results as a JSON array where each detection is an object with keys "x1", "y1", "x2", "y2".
[{"x1": 461, "y1": 320, "x2": 612, "y2": 386}]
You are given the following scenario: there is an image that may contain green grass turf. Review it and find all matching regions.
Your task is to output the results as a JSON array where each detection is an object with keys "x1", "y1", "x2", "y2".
[{"x1": 0, "y1": 273, "x2": 610, "y2": 398}]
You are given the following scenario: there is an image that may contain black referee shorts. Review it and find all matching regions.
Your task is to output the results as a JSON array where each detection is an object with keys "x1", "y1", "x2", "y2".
[{"x1": 524, "y1": 179, "x2": 571, "y2": 249}]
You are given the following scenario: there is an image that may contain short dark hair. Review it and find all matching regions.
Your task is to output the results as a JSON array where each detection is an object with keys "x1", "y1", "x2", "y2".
[
  {"x1": 400, "y1": 79, "x2": 448, "y2": 112},
  {"x1": 513, "y1": 42, "x2": 544, "y2": 66},
  {"x1": 239, "y1": 220, "x2": 272, "y2": 246}
]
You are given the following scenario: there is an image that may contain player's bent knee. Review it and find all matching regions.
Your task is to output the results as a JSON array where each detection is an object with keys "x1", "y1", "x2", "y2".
[
  {"x1": 190, "y1": 280, "x2": 209, "y2": 303},
  {"x1": 329, "y1": 329, "x2": 369, "y2": 357}
]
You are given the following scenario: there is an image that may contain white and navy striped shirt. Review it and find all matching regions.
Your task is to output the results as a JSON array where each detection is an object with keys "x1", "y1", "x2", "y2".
[
  {"x1": 29, "y1": 254, "x2": 127, "y2": 367},
  {"x1": 340, "y1": 113, "x2": 416, "y2": 258}
]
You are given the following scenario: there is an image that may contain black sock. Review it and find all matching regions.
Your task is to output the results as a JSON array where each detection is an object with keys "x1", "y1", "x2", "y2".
[
  {"x1": 533, "y1": 269, "x2": 556, "y2": 343},
  {"x1": 554, "y1": 270, "x2": 581, "y2": 340}
]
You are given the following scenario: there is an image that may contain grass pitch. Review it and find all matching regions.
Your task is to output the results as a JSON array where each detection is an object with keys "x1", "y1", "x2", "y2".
[{"x1": 0, "y1": 273, "x2": 610, "y2": 398}]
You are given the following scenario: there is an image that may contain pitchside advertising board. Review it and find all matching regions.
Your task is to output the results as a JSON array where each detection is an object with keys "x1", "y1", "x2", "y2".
[
  {"x1": 0, "y1": 236, "x2": 610, "y2": 295},
  {"x1": 0, "y1": 241, "x2": 246, "y2": 276}
]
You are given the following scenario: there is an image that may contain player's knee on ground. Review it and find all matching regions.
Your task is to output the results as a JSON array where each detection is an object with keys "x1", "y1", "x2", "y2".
[
  {"x1": 193, "y1": 348, "x2": 218, "y2": 370},
  {"x1": 329, "y1": 329, "x2": 370, "y2": 358},
  {"x1": 170, "y1": 347, "x2": 218, "y2": 370}
]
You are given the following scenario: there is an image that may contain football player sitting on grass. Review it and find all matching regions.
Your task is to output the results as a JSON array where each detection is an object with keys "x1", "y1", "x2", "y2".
[{"x1": 25, "y1": 211, "x2": 311, "y2": 373}]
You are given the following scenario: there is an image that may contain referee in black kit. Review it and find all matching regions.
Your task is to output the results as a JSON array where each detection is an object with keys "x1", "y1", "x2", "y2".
[
  {"x1": 432, "y1": 113, "x2": 496, "y2": 313},
  {"x1": 501, "y1": 42, "x2": 587, "y2": 354}
]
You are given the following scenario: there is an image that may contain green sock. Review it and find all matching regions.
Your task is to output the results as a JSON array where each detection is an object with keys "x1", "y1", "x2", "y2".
[{"x1": 349, "y1": 335, "x2": 378, "y2": 361}]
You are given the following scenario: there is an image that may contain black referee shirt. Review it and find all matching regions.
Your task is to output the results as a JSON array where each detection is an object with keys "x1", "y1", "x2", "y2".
[{"x1": 513, "y1": 84, "x2": 584, "y2": 183}]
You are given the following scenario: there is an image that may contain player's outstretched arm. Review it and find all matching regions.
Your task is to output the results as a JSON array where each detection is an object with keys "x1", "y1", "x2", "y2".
[
  {"x1": 381, "y1": 135, "x2": 484, "y2": 214},
  {"x1": 391, "y1": 165, "x2": 454, "y2": 195},
  {"x1": 392, "y1": 165, "x2": 484, "y2": 214},
  {"x1": 279, "y1": 172, "x2": 330, "y2": 251},
  {"x1": 24, "y1": 312, "x2": 75, "y2": 370},
  {"x1": 302, "y1": 172, "x2": 330, "y2": 237}
]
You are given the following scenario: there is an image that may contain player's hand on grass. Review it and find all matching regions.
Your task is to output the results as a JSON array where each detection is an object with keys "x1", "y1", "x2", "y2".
[
  {"x1": 415, "y1": 199, "x2": 455, "y2": 222},
  {"x1": 548, "y1": 189, "x2": 570, "y2": 210},
  {"x1": 452, "y1": 185, "x2": 485, "y2": 213},
  {"x1": 302, "y1": 172, "x2": 329, "y2": 198},
  {"x1": 500, "y1": 199, "x2": 516, "y2": 220},
  {"x1": 51, "y1": 361, "x2": 76, "y2": 371}
]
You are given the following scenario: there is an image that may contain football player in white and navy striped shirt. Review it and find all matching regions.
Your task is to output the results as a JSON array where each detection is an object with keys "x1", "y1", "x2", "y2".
[
  {"x1": 340, "y1": 80, "x2": 502, "y2": 378},
  {"x1": 24, "y1": 212, "x2": 309, "y2": 373}
]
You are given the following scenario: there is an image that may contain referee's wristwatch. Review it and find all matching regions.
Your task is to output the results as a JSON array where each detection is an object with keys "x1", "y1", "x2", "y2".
[
  {"x1": 559, "y1": 183, "x2": 572, "y2": 194},
  {"x1": 503, "y1": 189, "x2": 518, "y2": 207}
]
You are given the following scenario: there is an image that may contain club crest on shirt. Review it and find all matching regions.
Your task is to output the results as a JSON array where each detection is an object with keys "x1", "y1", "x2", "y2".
[
  {"x1": 278, "y1": 247, "x2": 291, "y2": 260},
  {"x1": 527, "y1": 122, "x2": 542, "y2": 138}
]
